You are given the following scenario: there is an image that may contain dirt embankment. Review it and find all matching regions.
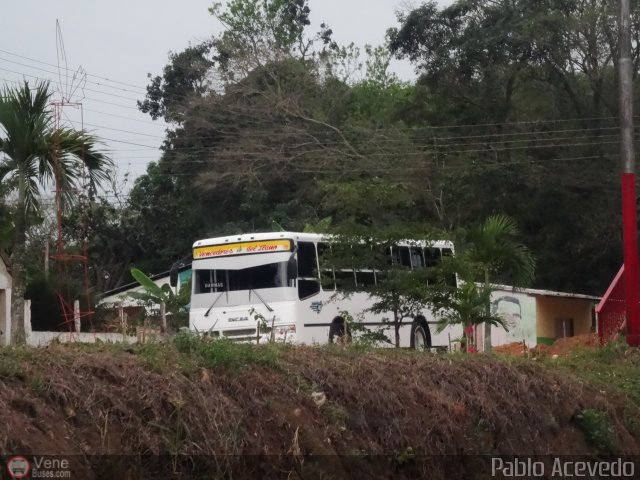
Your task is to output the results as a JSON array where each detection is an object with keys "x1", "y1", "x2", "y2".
[
  {"x1": 493, "y1": 333, "x2": 601, "y2": 357},
  {"x1": 1, "y1": 344, "x2": 639, "y2": 479}
]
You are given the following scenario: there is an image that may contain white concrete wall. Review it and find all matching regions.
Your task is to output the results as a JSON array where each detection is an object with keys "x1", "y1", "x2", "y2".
[
  {"x1": 27, "y1": 331, "x2": 137, "y2": 347},
  {"x1": 474, "y1": 289, "x2": 538, "y2": 352},
  {"x1": 23, "y1": 300, "x2": 137, "y2": 346},
  {"x1": 0, "y1": 255, "x2": 11, "y2": 346},
  {"x1": 0, "y1": 280, "x2": 141, "y2": 346}
]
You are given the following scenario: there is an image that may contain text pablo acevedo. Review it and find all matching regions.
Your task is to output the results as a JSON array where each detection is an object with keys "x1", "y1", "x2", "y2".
[{"x1": 492, "y1": 457, "x2": 635, "y2": 478}]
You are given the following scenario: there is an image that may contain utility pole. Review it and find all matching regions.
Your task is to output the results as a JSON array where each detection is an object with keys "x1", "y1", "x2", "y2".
[
  {"x1": 44, "y1": 240, "x2": 49, "y2": 280},
  {"x1": 619, "y1": 0, "x2": 640, "y2": 346}
]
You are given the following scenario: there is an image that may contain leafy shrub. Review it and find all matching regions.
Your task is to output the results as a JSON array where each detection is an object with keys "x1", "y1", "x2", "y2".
[{"x1": 573, "y1": 409, "x2": 616, "y2": 454}]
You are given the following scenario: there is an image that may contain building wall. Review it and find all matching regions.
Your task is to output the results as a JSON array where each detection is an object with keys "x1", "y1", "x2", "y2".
[
  {"x1": 484, "y1": 288, "x2": 597, "y2": 350},
  {"x1": 535, "y1": 296, "x2": 594, "y2": 345},
  {"x1": 489, "y1": 290, "x2": 537, "y2": 347}
]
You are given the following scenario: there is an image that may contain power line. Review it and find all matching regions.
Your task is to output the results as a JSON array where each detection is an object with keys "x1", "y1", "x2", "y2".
[
  {"x1": 102, "y1": 136, "x2": 622, "y2": 158},
  {"x1": 1, "y1": 75, "x2": 145, "y2": 111},
  {"x1": 110, "y1": 153, "x2": 617, "y2": 180},
  {"x1": 0, "y1": 65, "x2": 628, "y2": 144},
  {"x1": 0, "y1": 62, "x2": 627, "y2": 138},
  {"x1": 0, "y1": 55, "x2": 148, "y2": 98},
  {"x1": 87, "y1": 123, "x2": 624, "y2": 148},
  {"x1": 83, "y1": 108, "x2": 169, "y2": 128},
  {"x1": 0, "y1": 66, "x2": 142, "y2": 103},
  {"x1": 0, "y1": 63, "x2": 630, "y2": 183},
  {"x1": 0, "y1": 48, "x2": 148, "y2": 92}
]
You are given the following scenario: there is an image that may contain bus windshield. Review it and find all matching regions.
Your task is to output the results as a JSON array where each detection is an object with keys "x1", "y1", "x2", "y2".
[{"x1": 194, "y1": 261, "x2": 290, "y2": 294}]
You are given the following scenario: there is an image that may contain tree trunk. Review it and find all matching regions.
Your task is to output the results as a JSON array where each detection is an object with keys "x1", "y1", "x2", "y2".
[
  {"x1": 160, "y1": 302, "x2": 167, "y2": 334},
  {"x1": 10, "y1": 170, "x2": 27, "y2": 345},
  {"x1": 394, "y1": 309, "x2": 400, "y2": 348},
  {"x1": 483, "y1": 269, "x2": 492, "y2": 354},
  {"x1": 464, "y1": 324, "x2": 471, "y2": 353}
]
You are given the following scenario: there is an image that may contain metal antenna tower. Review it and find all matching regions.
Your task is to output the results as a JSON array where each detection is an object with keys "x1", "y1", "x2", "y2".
[{"x1": 49, "y1": 20, "x2": 94, "y2": 334}]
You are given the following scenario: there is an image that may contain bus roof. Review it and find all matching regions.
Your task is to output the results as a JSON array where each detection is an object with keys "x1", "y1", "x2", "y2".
[{"x1": 193, "y1": 232, "x2": 453, "y2": 249}]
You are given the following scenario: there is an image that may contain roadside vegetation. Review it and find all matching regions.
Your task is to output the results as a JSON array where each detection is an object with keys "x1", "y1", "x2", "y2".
[{"x1": 540, "y1": 340, "x2": 640, "y2": 407}]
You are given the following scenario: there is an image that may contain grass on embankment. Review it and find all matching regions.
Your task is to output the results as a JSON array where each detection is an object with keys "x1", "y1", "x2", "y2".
[{"x1": 534, "y1": 340, "x2": 640, "y2": 407}]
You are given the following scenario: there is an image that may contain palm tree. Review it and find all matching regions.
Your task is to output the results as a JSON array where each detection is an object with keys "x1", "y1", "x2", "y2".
[
  {"x1": 0, "y1": 80, "x2": 111, "y2": 344},
  {"x1": 437, "y1": 281, "x2": 507, "y2": 352},
  {"x1": 458, "y1": 215, "x2": 535, "y2": 353}
]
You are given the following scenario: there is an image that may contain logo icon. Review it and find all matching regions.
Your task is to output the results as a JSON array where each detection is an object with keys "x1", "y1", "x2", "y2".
[
  {"x1": 310, "y1": 301, "x2": 323, "y2": 314},
  {"x1": 6, "y1": 456, "x2": 31, "y2": 479}
]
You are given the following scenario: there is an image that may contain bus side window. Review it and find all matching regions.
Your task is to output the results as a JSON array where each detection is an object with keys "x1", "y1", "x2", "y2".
[
  {"x1": 410, "y1": 247, "x2": 425, "y2": 268},
  {"x1": 297, "y1": 242, "x2": 318, "y2": 278},
  {"x1": 392, "y1": 246, "x2": 411, "y2": 267},
  {"x1": 318, "y1": 242, "x2": 335, "y2": 291},
  {"x1": 298, "y1": 241, "x2": 320, "y2": 299},
  {"x1": 424, "y1": 248, "x2": 440, "y2": 285},
  {"x1": 377, "y1": 246, "x2": 393, "y2": 268},
  {"x1": 441, "y1": 247, "x2": 457, "y2": 287},
  {"x1": 335, "y1": 270, "x2": 356, "y2": 290},
  {"x1": 355, "y1": 271, "x2": 375, "y2": 289},
  {"x1": 391, "y1": 247, "x2": 399, "y2": 265},
  {"x1": 351, "y1": 243, "x2": 371, "y2": 271},
  {"x1": 424, "y1": 248, "x2": 440, "y2": 267}
]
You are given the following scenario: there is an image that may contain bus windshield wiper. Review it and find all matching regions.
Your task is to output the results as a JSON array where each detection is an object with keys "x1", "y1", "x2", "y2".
[
  {"x1": 250, "y1": 288, "x2": 274, "y2": 312},
  {"x1": 204, "y1": 292, "x2": 225, "y2": 317}
]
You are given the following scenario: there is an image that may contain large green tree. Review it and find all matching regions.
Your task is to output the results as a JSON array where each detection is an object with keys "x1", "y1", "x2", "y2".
[
  {"x1": 129, "y1": 0, "x2": 414, "y2": 274},
  {"x1": 388, "y1": 0, "x2": 630, "y2": 295},
  {"x1": 0, "y1": 81, "x2": 111, "y2": 344}
]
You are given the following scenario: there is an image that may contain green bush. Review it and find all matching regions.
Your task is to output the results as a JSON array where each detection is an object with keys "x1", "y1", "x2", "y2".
[
  {"x1": 172, "y1": 333, "x2": 281, "y2": 370},
  {"x1": 573, "y1": 409, "x2": 616, "y2": 454}
]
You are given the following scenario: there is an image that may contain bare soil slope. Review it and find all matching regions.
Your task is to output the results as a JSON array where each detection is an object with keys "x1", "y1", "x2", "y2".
[{"x1": 1, "y1": 342, "x2": 639, "y2": 479}]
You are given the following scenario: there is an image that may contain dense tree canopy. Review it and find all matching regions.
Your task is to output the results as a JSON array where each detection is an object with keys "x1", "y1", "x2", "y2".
[
  {"x1": 4, "y1": 0, "x2": 638, "y2": 304},
  {"x1": 118, "y1": 0, "x2": 636, "y2": 296}
]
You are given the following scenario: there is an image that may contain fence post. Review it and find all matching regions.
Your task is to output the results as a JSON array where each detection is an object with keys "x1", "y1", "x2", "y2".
[
  {"x1": 24, "y1": 299, "x2": 32, "y2": 344},
  {"x1": 74, "y1": 300, "x2": 81, "y2": 333}
]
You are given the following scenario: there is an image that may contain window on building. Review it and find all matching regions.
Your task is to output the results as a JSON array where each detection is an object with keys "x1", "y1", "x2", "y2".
[{"x1": 555, "y1": 318, "x2": 575, "y2": 339}]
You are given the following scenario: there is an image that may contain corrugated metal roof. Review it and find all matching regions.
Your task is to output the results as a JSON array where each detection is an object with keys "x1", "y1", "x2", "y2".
[{"x1": 488, "y1": 284, "x2": 600, "y2": 301}]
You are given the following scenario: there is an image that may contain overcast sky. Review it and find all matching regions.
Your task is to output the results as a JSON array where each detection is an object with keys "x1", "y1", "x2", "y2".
[{"x1": 0, "y1": 0, "x2": 426, "y2": 198}]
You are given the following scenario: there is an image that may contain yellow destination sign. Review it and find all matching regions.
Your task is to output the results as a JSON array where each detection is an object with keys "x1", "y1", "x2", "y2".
[{"x1": 193, "y1": 239, "x2": 292, "y2": 259}]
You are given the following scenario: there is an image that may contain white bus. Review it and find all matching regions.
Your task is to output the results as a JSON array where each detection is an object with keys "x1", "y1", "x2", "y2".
[{"x1": 188, "y1": 231, "x2": 461, "y2": 349}]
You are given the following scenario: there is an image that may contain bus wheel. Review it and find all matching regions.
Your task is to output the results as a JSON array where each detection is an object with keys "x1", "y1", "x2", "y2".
[
  {"x1": 329, "y1": 318, "x2": 349, "y2": 344},
  {"x1": 410, "y1": 319, "x2": 431, "y2": 351}
]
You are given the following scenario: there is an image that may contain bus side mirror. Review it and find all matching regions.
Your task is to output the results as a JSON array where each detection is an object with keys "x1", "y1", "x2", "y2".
[{"x1": 170, "y1": 264, "x2": 179, "y2": 287}]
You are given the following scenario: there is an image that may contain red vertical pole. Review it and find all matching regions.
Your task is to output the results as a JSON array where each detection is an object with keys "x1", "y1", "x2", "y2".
[
  {"x1": 622, "y1": 174, "x2": 640, "y2": 346},
  {"x1": 620, "y1": 0, "x2": 640, "y2": 346}
]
